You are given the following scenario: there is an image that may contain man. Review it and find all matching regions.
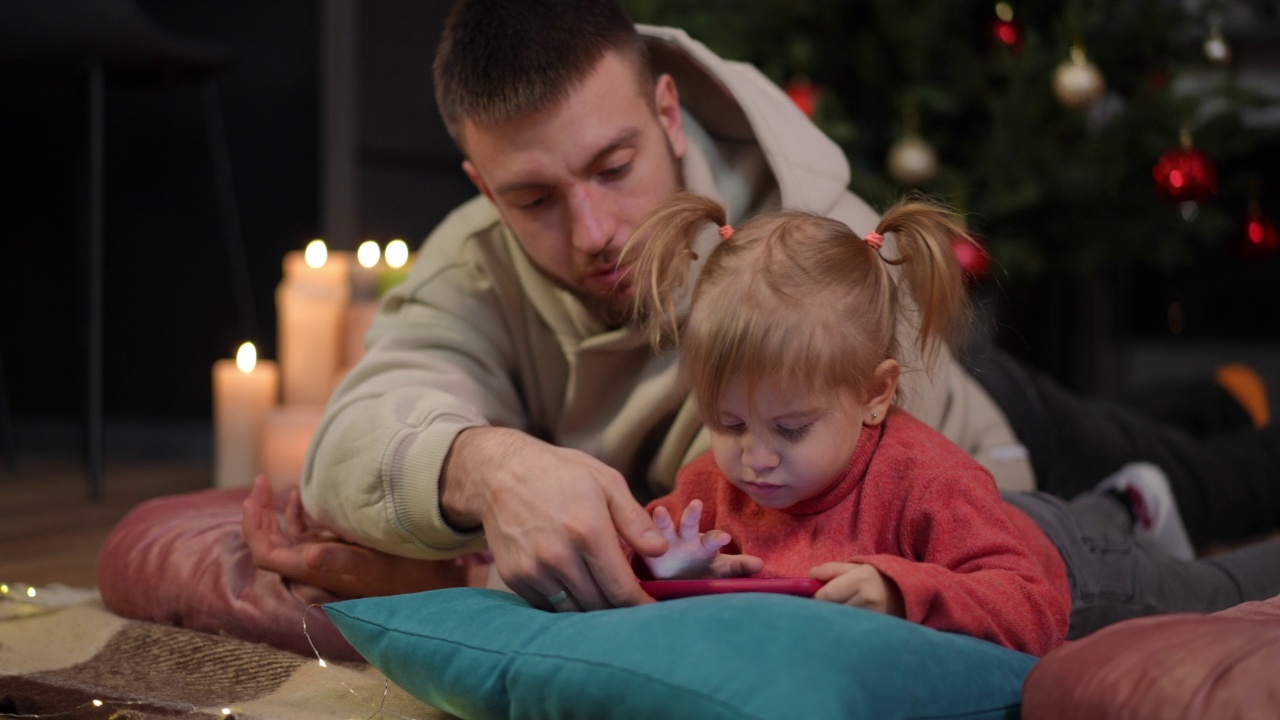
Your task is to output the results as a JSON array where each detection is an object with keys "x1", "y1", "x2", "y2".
[
  {"x1": 290, "y1": 0, "x2": 1034, "y2": 613},
  {"x1": 252, "y1": 0, "x2": 1279, "y2": 616}
]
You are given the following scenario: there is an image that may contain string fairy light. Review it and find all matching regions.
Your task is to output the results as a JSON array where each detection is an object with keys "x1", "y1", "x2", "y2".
[
  {"x1": 300, "y1": 603, "x2": 428, "y2": 720},
  {"x1": 0, "y1": 583, "x2": 427, "y2": 720}
]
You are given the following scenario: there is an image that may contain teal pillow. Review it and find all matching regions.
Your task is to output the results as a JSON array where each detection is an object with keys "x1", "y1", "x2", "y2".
[{"x1": 324, "y1": 588, "x2": 1036, "y2": 720}]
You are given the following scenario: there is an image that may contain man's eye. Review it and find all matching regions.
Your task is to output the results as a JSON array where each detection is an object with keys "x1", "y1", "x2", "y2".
[
  {"x1": 520, "y1": 195, "x2": 549, "y2": 211},
  {"x1": 600, "y1": 162, "x2": 630, "y2": 180}
]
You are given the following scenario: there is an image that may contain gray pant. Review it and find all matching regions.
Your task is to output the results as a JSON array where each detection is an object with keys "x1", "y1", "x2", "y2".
[{"x1": 1004, "y1": 491, "x2": 1280, "y2": 639}]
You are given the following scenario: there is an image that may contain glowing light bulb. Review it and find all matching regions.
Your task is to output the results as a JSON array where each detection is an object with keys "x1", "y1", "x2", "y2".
[
  {"x1": 93, "y1": 700, "x2": 104, "y2": 707},
  {"x1": 318, "y1": 658, "x2": 328, "y2": 668},
  {"x1": 235, "y1": 342, "x2": 258, "y2": 373},
  {"x1": 304, "y1": 239, "x2": 328, "y2": 269},
  {"x1": 385, "y1": 239, "x2": 409, "y2": 269},
  {"x1": 0, "y1": 584, "x2": 8, "y2": 594},
  {"x1": 26, "y1": 586, "x2": 36, "y2": 598},
  {"x1": 222, "y1": 708, "x2": 233, "y2": 716},
  {"x1": 357, "y1": 240, "x2": 380, "y2": 269}
]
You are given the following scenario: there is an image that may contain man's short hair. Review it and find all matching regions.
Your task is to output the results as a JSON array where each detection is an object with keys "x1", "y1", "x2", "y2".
[{"x1": 433, "y1": 0, "x2": 653, "y2": 148}]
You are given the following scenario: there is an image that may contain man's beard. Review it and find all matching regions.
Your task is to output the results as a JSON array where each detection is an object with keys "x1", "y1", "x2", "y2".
[{"x1": 574, "y1": 263, "x2": 636, "y2": 330}]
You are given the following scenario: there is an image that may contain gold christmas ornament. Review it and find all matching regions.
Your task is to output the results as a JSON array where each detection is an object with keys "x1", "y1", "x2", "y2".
[
  {"x1": 886, "y1": 132, "x2": 938, "y2": 186},
  {"x1": 1052, "y1": 44, "x2": 1106, "y2": 109}
]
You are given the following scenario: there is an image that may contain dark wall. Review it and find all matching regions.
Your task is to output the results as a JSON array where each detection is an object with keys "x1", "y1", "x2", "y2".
[{"x1": 0, "y1": 2, "x2": 320, "y2": 425}]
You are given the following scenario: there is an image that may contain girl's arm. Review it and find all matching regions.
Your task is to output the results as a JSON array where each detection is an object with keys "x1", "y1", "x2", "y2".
[{"x1": 844, "y1": 472, "x2": 1069, "y2": 657}]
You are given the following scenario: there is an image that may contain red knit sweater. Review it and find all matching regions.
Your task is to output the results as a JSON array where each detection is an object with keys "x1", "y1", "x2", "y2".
[{"x1": 647, "y1": 409, "x2": 1071, "y2": 657}]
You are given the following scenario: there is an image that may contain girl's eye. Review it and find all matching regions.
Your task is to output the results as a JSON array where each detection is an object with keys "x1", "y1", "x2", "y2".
[
  {"x1": 719, "y1": 422, "x2": 746, "y2": 436},
  {"x1": 777, "y1": 424, "x2": 812, "y2": 441}
]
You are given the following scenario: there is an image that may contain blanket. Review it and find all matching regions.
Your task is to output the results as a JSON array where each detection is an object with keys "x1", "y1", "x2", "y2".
[{"x1": 0, "y1": 585, "x2": 456, "y2": 720}]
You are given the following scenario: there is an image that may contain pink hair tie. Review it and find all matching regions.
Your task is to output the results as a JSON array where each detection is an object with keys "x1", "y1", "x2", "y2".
[
  {"x1": 719, "y1": 224, "x2": 735, "y2": 239},
  {"x1": 864, "y1": 231, "x2": 884, "y2": 250}
]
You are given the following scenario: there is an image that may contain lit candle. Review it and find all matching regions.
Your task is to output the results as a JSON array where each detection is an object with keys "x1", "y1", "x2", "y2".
[
  {"x1": 378, "y1": 238, "x2": 412, "y2": 295},
  {"x1": 276, "y1": 239, "x2": 351, "y2": 406},
  {"x1": 260, "y1": 405, "x2": 325, "y2": 491},
  {"x1": 212, "y1": 341, "x2": 279, "y2": 488},
  {"x1": 344, "y1": 240, "x2": 382, "y2": 369},
  {"x1": 350, "y1": 239, "x2": 382, "y2": 300}
]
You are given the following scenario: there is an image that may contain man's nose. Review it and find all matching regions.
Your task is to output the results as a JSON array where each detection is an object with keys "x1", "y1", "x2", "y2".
[{"x1": 567, "y1": 184, "x2": 615, "y2": 256}]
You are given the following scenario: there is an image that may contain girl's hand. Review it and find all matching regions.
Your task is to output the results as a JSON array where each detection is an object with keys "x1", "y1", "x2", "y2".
[
  {"x1": 810, "y1": 562, "x2": 905, "y2": 617},
  {"x1": 643, "y1": 500, "x2": 763, "y2": 580}
]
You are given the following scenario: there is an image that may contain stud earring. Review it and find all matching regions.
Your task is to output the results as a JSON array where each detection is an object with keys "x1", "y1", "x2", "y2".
[{"x1": 870, "y1": 412, "x2": 878, "y2": 420}]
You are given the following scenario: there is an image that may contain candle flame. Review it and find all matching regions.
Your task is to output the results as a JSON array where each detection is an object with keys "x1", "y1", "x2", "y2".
[
  {"x1": 304, "y1": 239, "x2": 328, "y2": 269},
  {"x1": 386, "y1": 239, "x2": 410, "y2": 269},
  {"x1": 357, "y1": 240, "x2": 381, "y2": 268},
  {"x1": 236, "y1": 342, "x2": 258, "y2": 373}
]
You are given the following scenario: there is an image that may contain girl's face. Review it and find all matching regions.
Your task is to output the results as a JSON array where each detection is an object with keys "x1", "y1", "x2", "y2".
[{"x1": 707, "y1": 378, "x2": 878, "y2": 510}]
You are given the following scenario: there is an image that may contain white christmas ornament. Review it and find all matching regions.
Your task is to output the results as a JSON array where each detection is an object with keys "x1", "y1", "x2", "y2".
[
  {"x1": 1203, "y1": 28, "x2": 1231, "y2": 64},
  {"x1": 1052, "y1": 45, "x2": 1106, "y2": 109},
  {"x1": 886, "y1": 133, "x2": 938, "y2": 186}
]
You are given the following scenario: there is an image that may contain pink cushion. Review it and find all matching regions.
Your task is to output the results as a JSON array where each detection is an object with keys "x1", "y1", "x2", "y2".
[
  {"x1": 1022, "y1": 595, "x2": 1280, "y2": 720},
  {"x1": 97, "y1": 487, "x2": 362, "y2": 661}
]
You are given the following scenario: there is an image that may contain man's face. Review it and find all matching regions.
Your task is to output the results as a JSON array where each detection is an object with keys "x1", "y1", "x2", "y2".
[{"x1": 459, "y1": 50, "x2": 687, "y2": 326}]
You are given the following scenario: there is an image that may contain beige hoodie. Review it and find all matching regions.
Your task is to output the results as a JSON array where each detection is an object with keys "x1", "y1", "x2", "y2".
[{"x1": 301, "y1": 26, "x2": 1033, "y2": 559}]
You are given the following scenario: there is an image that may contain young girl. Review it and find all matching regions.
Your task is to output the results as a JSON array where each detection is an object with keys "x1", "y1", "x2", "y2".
[{"x1": 623, "y1": 192, "x2": 1280, "y2": 658}]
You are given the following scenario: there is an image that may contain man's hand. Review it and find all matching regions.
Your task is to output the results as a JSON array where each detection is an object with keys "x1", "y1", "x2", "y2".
[
  {"x1": 242, "y1": 475, "x2": 467, "y2": 598},
  {"x1": 643, "y1": 500, "x2": 763, "y2": 580},
  {"x1": 442, "y1": 427, "x2": 668, "y2": 612},
  {"x1": 809, "y1": 562, "x2": 906, "y2": 617}
]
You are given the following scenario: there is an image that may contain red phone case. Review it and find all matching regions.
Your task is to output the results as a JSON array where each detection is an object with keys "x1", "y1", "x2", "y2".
[{"x1": 641, "y1": 577, "x2": 823, "y2": 600}]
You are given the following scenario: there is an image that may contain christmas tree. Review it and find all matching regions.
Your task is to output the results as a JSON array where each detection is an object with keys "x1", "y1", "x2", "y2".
[
  {"x1": 625, "y1": 0, "x2": 1280, "y2": 391},
  {"x1": 624, "y1": 0, "x2": 1279, "y2": 281}
]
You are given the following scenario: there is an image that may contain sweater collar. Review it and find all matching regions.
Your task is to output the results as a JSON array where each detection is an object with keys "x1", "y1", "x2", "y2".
[{"x1": 781, "y1": 419, "x2": 884, "y2": 516}]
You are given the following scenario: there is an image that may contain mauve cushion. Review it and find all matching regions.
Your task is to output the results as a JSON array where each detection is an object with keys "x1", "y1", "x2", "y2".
[
  {"x1": 1022, "y1": 594, "x2": 1280, "y2": 720},
  {"x1": 97, "y1": 487, "x2": 361, "y2": 661}
]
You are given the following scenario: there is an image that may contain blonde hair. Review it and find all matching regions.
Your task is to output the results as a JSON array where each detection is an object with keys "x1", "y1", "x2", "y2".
[{"x1": 625, "y1": 191, "x2": 970, "y2": 417}]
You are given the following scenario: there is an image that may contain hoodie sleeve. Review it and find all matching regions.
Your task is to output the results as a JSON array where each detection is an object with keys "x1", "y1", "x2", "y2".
[{"x1": 300, "y1": 198, "x2": 531, "y2": 559}]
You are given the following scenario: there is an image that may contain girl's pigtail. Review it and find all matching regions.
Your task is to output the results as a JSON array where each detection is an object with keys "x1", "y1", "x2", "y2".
[
  {"x1": 623, "y1": 191, "x2": 727, "y2": 348},
  {"x1": 873, "y1": 195, "x2": 971, "y2": 362}
]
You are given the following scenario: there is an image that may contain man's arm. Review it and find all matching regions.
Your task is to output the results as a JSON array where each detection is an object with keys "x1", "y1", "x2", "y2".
[
  {"x1": 243, "y1": 475, "x2": 469, "y2": 598},
  {"x1": 441, "y1": 426, "x2": 666, "y2": 610}
]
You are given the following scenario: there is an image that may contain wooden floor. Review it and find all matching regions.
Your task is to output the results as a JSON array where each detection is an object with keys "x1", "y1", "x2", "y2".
[{"x1": 0, "y1": 455, "x2": 210, "y2": 589}]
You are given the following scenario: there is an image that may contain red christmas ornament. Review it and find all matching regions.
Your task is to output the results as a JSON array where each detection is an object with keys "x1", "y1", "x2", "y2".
[
  {"x1": 951, "y1": 233, "x2": 991, "y2": 282},
  {"x1": 1153, "y1": 137, "x2": 1217, "y2": 203},
  {"x1": 990, "y1": 18, "x2": 1022, "y2": 50},
  {"x1": 784, "y1": 76, "x2": 820, "y2": 119},
  {"x1": 1235, "y1": 207, "x2": 1278, "y2": 261}
]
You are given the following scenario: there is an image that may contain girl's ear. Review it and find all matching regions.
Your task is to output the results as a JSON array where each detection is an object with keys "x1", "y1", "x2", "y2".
[{"x1": 863, "y1": 359, "x2": 900, "y2": 426}]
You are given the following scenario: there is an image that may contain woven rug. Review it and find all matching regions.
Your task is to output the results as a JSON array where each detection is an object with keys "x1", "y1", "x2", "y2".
[{"x1": 0, "y1": 586, "x2": 456, "y2": 720}]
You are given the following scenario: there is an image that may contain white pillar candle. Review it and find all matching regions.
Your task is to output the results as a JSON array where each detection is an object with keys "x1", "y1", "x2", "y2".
[
  {"x1": 344, "y1": 298, "x2": 378, "y2": 370},
  {"x1": 351, "y1": 239, "x2": 383, "y2": 301},
  {"x1": 378, "y1": 238, "x2": 413, "y2": 295},
  {"x1": 276, "y1": 239, "x2": 351, "y2": 406},
  {"x1": 212, "y1": 342, "x2": 279, "y2": 488},
  {"x1": 260, "y1": 405, "x2": 325, "y2": 492},
  {"x1": 343, "y1": 238, "x2": 382, "y2": 370}
]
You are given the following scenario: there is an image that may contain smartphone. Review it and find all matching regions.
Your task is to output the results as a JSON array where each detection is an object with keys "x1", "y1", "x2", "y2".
[{"x1": 641, "y1": 577, "x2": 823, "y2": 601}]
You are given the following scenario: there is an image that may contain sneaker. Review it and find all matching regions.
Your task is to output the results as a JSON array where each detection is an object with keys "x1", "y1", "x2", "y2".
[{"x1": 1095, "y1": 462, "x2": 1196, "y2": 561}]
